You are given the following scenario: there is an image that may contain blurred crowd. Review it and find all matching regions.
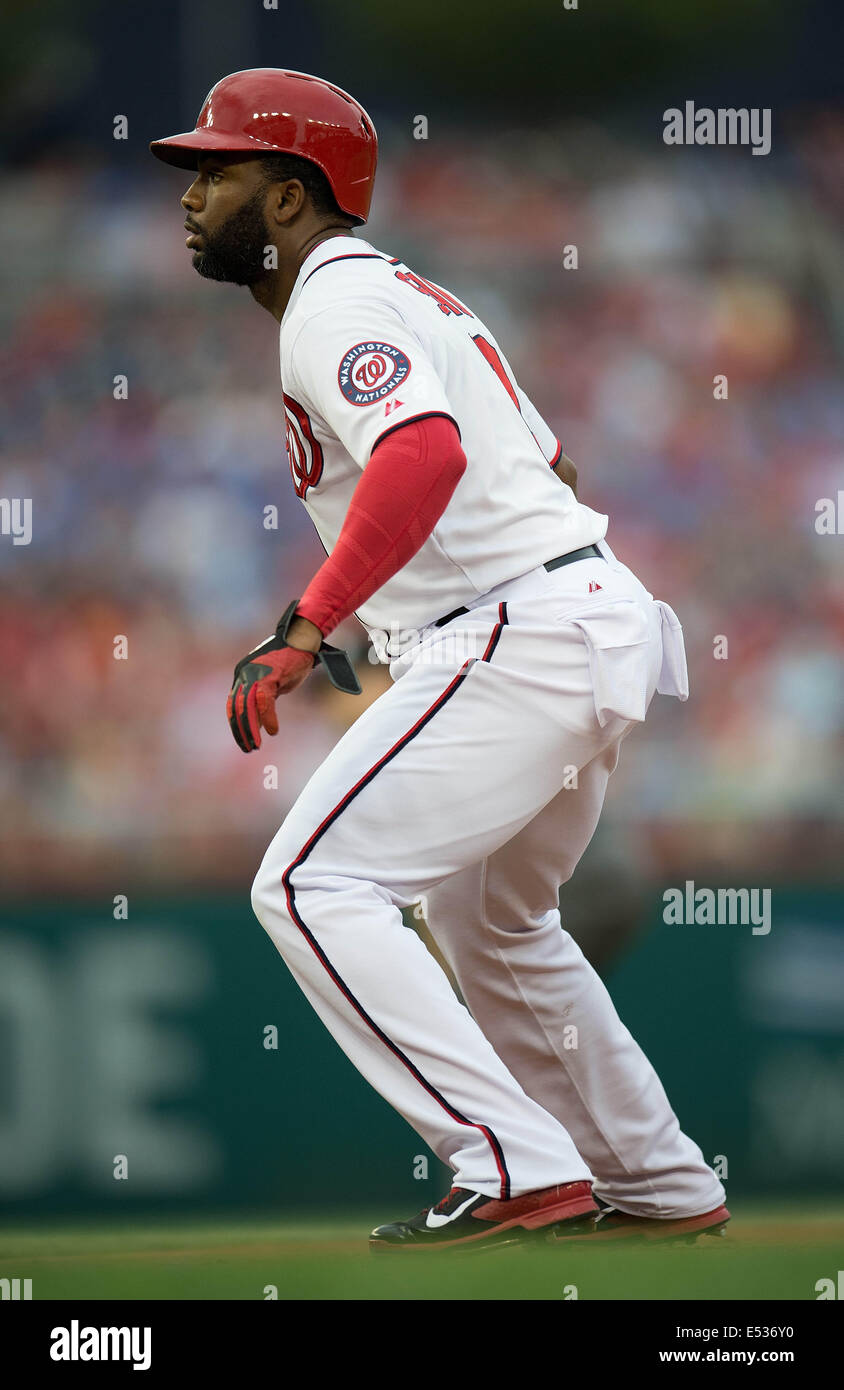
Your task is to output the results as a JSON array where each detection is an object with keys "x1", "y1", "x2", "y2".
[{"x1": 1, "y1": 119, "x2": 842, "y2": 894}]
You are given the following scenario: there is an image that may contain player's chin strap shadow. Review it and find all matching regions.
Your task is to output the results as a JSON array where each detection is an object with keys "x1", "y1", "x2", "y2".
[{"x1": 277, "y1": 600, "x2": 362, "y2": 696}]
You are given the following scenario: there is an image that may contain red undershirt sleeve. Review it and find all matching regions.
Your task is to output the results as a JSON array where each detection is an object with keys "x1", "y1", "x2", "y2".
[{"x1": 295, "y1": 414, "x2": 466, "y2": 638}]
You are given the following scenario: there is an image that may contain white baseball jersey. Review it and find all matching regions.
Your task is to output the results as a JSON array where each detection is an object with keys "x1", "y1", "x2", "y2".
[{"x1": 279, "y1": 235, "x2": 608, "y2": 641}]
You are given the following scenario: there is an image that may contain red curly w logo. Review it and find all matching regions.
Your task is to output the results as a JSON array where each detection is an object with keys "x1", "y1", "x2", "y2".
[{"x1": 354, "y1": 354, "x2": 388, "y2": 388}]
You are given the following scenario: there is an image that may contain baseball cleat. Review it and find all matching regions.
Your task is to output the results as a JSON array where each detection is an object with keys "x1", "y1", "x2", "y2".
[
  {"x1": 369, "y1": 1180, "x2": 598, "y2": 1252},
  {"x1": 550, "y1": 1197, "x2": 731, "y2": 1245}
]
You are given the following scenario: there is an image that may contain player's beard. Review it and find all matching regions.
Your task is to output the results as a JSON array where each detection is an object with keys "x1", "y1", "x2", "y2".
[{"x1": 191, "y1": 190, "x2": 270, "y2": 286}]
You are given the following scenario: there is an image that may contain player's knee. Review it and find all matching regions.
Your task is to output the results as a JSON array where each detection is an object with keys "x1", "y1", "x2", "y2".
[
  {"x1": 558, "y1": 859, "x2": 578, "y2": 889},
  {"x1": 250, "y1": 863, "x2": 276, "y2": 929},
  {"x1": 251, "y1": 820, "x2": 326, "y2": 931},
  {"x1": 250, "y1": 846, "x2": 297, "y2": 933},
  {"x1": 483, "y1": 877, "x2": 565, "y2": 934},
  {"x1": 254, "y1": 803, "x2": 315, "y2": 915},
  {"x1": 250, "y1": 867, "x2": 266, "y2": 922}
]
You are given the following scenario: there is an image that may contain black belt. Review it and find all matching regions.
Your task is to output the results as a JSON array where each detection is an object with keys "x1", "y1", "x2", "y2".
[{"x1": 434, "y1": 543, "x2": 605, "y2": 628}]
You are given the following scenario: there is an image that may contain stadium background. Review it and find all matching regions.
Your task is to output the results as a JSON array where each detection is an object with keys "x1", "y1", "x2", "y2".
[{"x1": 0, "y1": 0, "x2": 842, "y2": 1268}]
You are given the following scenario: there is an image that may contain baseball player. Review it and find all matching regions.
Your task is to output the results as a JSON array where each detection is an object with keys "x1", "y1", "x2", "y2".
[{"x1": 151, "y1": 69, "x2": 729, "y2": 1251}]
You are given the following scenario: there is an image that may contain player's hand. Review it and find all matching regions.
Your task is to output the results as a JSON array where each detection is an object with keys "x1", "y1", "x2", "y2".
[
  {"x1": 227, "y1": 603, "x2": 361, "y2": 752},
  {"x1": 227, "y1": 631, "x2": 317, "y2": 753},
  {"x1": 552, "y1": 452, "x2": 578, "y2": 497}
]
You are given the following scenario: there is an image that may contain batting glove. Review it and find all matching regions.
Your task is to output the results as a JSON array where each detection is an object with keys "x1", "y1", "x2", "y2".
[{"x1": 227, "y1": 600, "x2": 361, "y2": 753}]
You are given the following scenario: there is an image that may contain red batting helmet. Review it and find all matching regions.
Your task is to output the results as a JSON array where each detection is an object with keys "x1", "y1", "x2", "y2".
[{"x1": 150, "y1": 68, "x2": 378, "y2": 224}]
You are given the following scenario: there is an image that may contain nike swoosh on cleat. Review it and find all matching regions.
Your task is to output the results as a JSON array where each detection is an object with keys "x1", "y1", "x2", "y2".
[{"x1": 425, "y1": 1193, "x2": 482, "y2": 1229}]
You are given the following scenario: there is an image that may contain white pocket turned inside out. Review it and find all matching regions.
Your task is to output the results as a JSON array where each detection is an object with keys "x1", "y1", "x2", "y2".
[
  {"x1": 569, "y1": 599, "x2": 652, "y2": 728},
  {"x1": 653, "y1": 599, "x2": 689, "y2": 702}
]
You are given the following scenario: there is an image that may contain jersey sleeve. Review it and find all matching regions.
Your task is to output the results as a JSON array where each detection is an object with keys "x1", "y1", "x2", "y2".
[
  {"x1": 514, "y1": 384, "x2": 562, "y2": 466},
  {"x1": 285, "y1": 300, "x2": 459, "y2": 468}
]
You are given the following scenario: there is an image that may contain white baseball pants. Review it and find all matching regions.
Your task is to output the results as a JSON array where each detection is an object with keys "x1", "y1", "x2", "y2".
[{"x1": 251, "y1": 547, "x2": 726, "y2": 1215}]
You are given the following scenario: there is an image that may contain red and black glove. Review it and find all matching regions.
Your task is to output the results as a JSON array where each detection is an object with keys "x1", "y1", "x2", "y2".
[{"x1": 227, "y1": 601, "x2": 361, "y2": 753}]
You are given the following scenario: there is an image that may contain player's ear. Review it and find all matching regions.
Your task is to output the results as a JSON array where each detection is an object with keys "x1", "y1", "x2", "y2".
[{"x1": 268, "y1": 178, "x2": 307, "y2": 226}]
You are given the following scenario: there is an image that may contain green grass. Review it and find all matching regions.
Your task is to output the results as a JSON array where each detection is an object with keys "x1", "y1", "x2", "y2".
[{"x1": 1, "y1": 1202, "x2": 841, "y2": 1300}]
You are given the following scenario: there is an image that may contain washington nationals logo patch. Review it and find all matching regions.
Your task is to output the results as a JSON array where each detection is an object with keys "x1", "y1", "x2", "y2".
[{"x1": 338, "y1": 341, "x2": 411, "y2": 406}]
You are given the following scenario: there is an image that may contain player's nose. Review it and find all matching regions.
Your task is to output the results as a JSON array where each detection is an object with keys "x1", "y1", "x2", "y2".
[{"x1": 180, "y1": 181, "x2": 203, "y2": 211}]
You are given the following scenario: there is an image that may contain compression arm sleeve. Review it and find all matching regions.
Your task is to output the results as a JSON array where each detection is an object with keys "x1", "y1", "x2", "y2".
[{"x1": 296, "y1": 414, "x2": 467, "y2": 637}]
